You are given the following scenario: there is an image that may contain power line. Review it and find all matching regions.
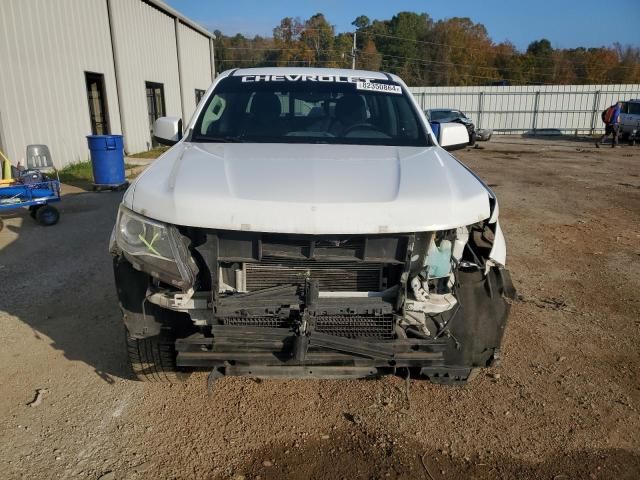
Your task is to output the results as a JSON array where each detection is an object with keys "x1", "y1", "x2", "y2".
[
  {"x1": 217, "y1": 52, "x2": 608, "y2": 85},
  {"x1": 217, "y1": 25, "x2": 638, "y2": 71},
  {"x1": 220, "y1": 48, "x2": 563, "y2": 82},
  {"x1": 260, "y1": 28, "x2": 640, "y2": 71},
  {"x1": 365, "y1": 31, "x2": 639, "y2": 70},
  {"x1": 357, "y1": 50, "x2": 558, "y2": 79},
  {"x1": 369, "y1": 54, "x2": 555, "y2": 85},
  {"x1": 217, "y1": 57, "x2": 552, "y2": 85},
  {"x1": 220, "y1": 45, "x2": 637, "y2": 77},
  {"x1": 216, "y1": 41, "x2": 637, "y2": 84}
]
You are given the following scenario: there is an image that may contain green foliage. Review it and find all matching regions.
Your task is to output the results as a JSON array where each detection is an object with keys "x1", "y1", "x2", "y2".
[
  {"x1": 128, "y1": 147, "x2": 169, "y2": 159},
  {"x1": 352, "y1": 15, "x2": 370, "y2": 30},
  {"x1": 56, "y1": 161, "x2": 95, "y2": 184},
  {"x1": 301, "y1": 13, "x2": 335, "y2": 64},
  {"x1": 56, "y1": 161, "x2": 137, "y2": 185},
  {"x1": 213, "y1": 12, "x2": 640, "y2": 86}
]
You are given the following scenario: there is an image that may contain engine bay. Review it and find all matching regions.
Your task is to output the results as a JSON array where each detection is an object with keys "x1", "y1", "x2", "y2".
[{"x1": 141, "y1": 221, "x2": 509, "y2": 344}]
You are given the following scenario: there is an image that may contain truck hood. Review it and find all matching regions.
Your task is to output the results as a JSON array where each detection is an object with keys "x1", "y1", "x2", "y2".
[{"x1": 125, "y1": 143, "x2": 491, "y2": 234}]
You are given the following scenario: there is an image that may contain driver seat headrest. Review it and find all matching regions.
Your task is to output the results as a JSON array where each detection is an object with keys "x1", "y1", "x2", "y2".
[
  {"x1": 335, "y1": 95, "x2": 367, "y2": 123},
  {"x1": 250, "y1": 93, "x2": 282, "y2": 121}
]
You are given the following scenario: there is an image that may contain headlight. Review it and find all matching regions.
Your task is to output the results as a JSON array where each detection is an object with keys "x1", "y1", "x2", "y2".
[{"x1": 115, "y1": 206, "x2": 197, "y2": 289}]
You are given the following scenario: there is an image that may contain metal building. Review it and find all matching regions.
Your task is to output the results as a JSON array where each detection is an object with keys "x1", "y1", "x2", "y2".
[{"x1": 0, "y1": 0, "x2": 215, "y2": 168}]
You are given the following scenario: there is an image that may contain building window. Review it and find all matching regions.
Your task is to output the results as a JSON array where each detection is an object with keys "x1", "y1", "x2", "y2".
[
  {"x1": 146, "y1": 82, "x2": 166, "y2": 147},
  {"x1": 85, "y1": 72, "x2": 110, "y2": 135},
  {"x1": 195, "y1": 89, "x2": 206, "y2": 105}
]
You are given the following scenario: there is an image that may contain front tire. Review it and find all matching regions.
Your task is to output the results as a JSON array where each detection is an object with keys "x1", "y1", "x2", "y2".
[
  {"x1": 115, "y1": 256, "x2": 194, "y2": 383},
  {"x1": 125, "y1": 326, "x2": 188, "y2": 383}
]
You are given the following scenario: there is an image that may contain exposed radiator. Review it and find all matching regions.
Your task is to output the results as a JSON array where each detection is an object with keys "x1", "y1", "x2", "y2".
[{"x1": 245, "y1": 256, "x2": 383, "y2": 292}]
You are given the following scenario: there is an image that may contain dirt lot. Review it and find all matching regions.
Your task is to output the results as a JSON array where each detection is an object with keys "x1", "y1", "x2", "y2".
[{"x1": 1, "y1": 136, "x2": 639, "y2": 480}]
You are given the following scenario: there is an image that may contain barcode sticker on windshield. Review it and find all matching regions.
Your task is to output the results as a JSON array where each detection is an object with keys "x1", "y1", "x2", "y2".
[{"x1": 356, "y1": 81, "x2": 402, "y2": 94}]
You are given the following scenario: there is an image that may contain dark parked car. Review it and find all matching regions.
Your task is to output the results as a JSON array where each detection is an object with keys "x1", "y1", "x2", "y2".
[
  {"x1": 426, "y1": 109, "x2": 475, "y2": 145},
  {"x1": 425, "y1": 109, "x2": 493, "y2": 145}
]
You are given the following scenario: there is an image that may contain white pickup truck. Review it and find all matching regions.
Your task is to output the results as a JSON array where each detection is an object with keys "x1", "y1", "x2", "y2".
[{"x1": 110, "y1": 67, "x2": 515, "y2": 385}]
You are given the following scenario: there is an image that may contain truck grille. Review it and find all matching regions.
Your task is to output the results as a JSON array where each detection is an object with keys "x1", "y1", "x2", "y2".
[
  {"x1": 245, "y1": 256, "x2": 382, "y2": 292},
  {"x1": 220, "y1": 315, "x2": 395, "y2": 339},
  {"x1": 315, "y1": 315, "x2": 395, "y2": 339},
  {"x1": 222, "y1": 316, "x2": 288, "y2": 328}
]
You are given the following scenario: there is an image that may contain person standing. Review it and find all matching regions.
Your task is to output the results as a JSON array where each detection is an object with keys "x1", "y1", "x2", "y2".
[{"x1": 596, "y1": 102, "x2": 623, "y2": 148}]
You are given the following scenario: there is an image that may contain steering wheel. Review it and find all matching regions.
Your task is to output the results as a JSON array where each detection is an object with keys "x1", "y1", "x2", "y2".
[{"x1": 342, "y1": 123, "x2": 381, "y2": 136}]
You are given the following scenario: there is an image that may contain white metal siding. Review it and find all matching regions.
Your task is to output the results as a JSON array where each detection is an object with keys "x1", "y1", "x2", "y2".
[
  {"x1": 0, "y1": 0, "x2": 120, "y2": 167},
  {"x1": 178, "y1": 22, "x2": 213, "y2": 123},
  {"x1": 109, "y1": 0, "x2": 181, "y2": 154},
  {"x1": 410, "y1": 84, "x2": 640, "y2": 134}
]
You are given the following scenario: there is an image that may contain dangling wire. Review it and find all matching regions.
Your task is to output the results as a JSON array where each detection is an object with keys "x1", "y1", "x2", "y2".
[{"x1": 434, "y1": 269, "x2": 462, "y2": 339}]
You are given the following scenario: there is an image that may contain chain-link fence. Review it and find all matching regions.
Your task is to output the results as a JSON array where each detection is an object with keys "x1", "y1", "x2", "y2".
[{"x1": 409, "y1": 84, "x2": 640, "y2": 134}]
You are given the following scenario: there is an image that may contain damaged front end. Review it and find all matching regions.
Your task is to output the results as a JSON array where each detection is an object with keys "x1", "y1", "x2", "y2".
[{"x1": 113, "y1": 204, "x2": 515, "y2": 384}]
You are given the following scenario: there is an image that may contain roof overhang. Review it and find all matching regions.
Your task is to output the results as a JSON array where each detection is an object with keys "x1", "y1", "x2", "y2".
[{"x1": 144, "y1": 0, "x2": 215, "y2": 39}]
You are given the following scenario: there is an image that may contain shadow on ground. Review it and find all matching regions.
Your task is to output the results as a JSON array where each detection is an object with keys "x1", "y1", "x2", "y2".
[
  {"x1": 235, "y1": 429, "x2": 640, "y2": 480},
  {"x1": 0, "y1": 189, "x2": 131, "y2": 383}
]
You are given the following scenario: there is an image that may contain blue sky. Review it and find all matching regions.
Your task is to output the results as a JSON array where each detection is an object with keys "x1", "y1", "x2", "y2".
[{"x1": 166, "y1": 0, "x2": 639, "y2": 51}]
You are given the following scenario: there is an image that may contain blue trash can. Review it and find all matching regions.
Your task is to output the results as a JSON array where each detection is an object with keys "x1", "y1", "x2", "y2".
[{"x1": 86, "y1": 135, "x2": 127, "y2": 190}]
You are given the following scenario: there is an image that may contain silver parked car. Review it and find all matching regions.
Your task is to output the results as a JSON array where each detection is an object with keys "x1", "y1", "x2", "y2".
[{"x1": 621, "y1": 99, "x2": 640, "y2": 144}]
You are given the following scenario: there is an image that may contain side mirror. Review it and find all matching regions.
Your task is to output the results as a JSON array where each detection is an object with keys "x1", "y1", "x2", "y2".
[
  {"x1": 437, "y1": 122, "x2": 469, "y2": 151},
  {"x1": 153, "y1": 117, "x2": 183, "y2": 146}
]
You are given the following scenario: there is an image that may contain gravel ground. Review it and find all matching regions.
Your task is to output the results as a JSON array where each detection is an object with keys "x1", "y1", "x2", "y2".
[{"x1": 0, "y1": 136, "x2": 639, "y2": 480}]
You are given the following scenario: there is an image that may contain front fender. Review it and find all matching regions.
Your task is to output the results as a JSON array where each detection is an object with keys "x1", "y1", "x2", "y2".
[
  {"x1": 489, "y1": 220, "x2": 506, "y2": 266},
  {"x1": 113, "y1": 256, "x2": 162, "y2": 339}
]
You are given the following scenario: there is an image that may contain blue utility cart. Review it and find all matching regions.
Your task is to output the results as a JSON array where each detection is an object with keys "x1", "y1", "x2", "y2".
[
  {"x1": 0, "y1": 177, "x2": 61, "y2": 230},
  {"x1": 0, "y1": 145, "x2": 62, "y2": 232}
]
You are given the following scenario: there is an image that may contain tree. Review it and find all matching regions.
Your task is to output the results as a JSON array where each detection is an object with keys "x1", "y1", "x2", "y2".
[
  {"x1": 273, "y1": 17, "x2": 306, "y2": 66},
  {"x1": 525, "y1": 39, "x2": 554, "y2": 84},
  {"x1": 492, "y1": 41, "x2": 524, "y2": 85},
  {"x1": 273, "y1": 17, "x2": 303, "y2": 44},
  {"x1": 358, "y1": 39, "x2": 382, "y2": 71},
  {"x1": 352, "y1": 15, "x2": 370, "y2": 30},
  {"x1": 300, "y1": 13, "x2": 336, "y2": 65},
  {"x1": 210, "y1": 11, "x2": 638, "y2": 85},
  {"x1": 552, "y1": 50, "x2": 577, "y2": 84},
  {"x1": 427, "y1": 17, "x2": 495, "y2": 85},
  {"x1": 376, "y1": 12, "x2": 432, "y2": 83},
  {"x1": 611, "y1": 43, "x2": 640, "y2": 83},
  {"x1": 583, "y1": 48, "x2": 619, "y2": 83},
  {"x1": 526, "y1": 39, "x2": 553, "y2": 57}
]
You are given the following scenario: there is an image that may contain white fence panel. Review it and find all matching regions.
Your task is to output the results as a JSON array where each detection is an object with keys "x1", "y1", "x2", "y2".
[{"x1": 409, "y1": 84, "x2": 640, "y2": 134}]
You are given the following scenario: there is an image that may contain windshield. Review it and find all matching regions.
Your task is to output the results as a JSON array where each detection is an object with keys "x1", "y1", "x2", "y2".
[
  {"x1": 627, "y1": 102, "x2": 640, "y2": 115},
  {"x1": 429, "y1": 110, "x2": 464, "y2": 122},
  {"x1": 191, "y1": 75, "x2": 430, "y2": 146}
]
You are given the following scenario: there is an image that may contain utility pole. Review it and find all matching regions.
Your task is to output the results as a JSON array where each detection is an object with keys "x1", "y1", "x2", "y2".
[{"x1": 351, "y1": 31, "x2": 357, "y2": 69}]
